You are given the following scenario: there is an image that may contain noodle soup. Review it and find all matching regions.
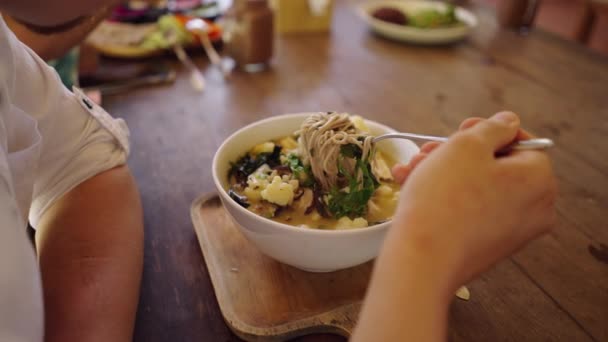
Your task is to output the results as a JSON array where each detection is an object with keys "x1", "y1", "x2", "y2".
[{"x1": 227, "y1": 113, "x2": 401, "y2": 230}]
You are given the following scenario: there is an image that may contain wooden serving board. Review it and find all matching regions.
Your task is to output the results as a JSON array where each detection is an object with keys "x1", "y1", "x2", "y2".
[{"x1": 190, "y1": 193, "x2": 373, "y2": 341}]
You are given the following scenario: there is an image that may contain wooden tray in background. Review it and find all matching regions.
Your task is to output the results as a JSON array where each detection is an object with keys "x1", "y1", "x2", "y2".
[{"x1": 190, "y1": 193, "x2": 373, "y2": 341}]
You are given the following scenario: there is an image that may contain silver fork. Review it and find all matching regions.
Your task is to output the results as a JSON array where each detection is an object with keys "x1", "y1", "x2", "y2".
[{"x1": 373, "y1": 132, "x2": 554, "y2": 152}]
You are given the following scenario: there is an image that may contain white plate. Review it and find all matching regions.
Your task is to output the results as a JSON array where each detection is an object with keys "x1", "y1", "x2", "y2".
[{"x1": 357, "y1": 0, "x2": 478, "y2": 45}]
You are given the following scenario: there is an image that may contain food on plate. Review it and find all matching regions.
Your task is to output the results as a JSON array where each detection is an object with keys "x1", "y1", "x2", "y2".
[
  {"x1": 87, "y1": 14, "x2": 221, "y2": 57},
  {"x1": 227, "y1": 112, "x2": 401, "y2": 230},
  {"x1": 87, "y1": 21, "x2": 158, "y2": 49},
  {"x1": 371, "y1": 4, "x2": 463, "y2": 29},
  {"x1": 408, "y1": 5, "x2": 462, "y2": 28},
  {"x1": 372, "y1": 7, "x2": 408, "y2": 25},
  {"x1": 139, "y1": 15, "x2": 194, "y2": 50}
]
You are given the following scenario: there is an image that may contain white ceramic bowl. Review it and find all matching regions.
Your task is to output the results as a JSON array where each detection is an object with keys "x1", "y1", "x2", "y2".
[
  {"x1": 212, "y1": 113, "x2": 419, "y2": 272},
  {"x1": 357, "y1": 0, "x2": 478, "y2": 45}
]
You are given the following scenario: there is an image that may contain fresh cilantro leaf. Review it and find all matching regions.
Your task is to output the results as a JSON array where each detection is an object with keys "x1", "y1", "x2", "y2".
[
  {"x1": 285, "y1": 153, "x2": 314, "y2": 187},
  {"x1": 327, "y1": 156, "x2": 379, "y2": 219},
  {"x1": 340, "y1": 144, "x2": 362, "y2": 159}
]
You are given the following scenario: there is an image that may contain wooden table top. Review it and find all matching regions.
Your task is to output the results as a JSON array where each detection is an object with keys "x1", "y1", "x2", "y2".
[{"x1": 102, "y1": 1, "x2": 608, "y2": 341}]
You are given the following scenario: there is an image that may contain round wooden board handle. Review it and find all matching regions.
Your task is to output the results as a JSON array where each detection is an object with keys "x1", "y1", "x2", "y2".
[{"x1": 316, "y1": 302, "x2": 362, "y2": 337}]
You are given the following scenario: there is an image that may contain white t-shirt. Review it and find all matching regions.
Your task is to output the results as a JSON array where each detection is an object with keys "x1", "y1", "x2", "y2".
[{"x1": 0, "y1": 17, "x2": 129, "y2": 341}]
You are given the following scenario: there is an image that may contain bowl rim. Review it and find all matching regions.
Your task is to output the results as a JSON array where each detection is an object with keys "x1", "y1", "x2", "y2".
[
  {"x1": 212, "y1": 112, "x2": 411, "y2": 236},
  {"x1": 356, "y1": 0, "x2": 479, "y2": 33}
]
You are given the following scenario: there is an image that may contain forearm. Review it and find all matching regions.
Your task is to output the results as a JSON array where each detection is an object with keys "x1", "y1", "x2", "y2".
[
  {"x1": 352, "y1": 222, "x2": 456, "y2": 341},
  {"x1": 35, "y1": 165, "x2": 144, "y2": 342},
  {"x1": 4, "y1": 6, "x2": 112, "y2": 61}
]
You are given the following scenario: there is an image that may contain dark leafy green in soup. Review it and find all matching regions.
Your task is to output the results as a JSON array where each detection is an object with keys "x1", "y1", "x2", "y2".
[{"x1": 227, "y1": 113, "x2": 400, "y2": 230}]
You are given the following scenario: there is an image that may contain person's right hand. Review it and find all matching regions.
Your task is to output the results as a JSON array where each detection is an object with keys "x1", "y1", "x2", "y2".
[{"x1": 387, "y1": 111, "x2": 557, "y2": 293}]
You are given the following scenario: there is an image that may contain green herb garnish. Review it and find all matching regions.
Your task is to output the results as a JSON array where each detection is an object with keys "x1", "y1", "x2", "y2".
[
  {"x1": 285, "y1": 153, "x2": 314, "y2": 187},
  {"x1": 409, "y1": 5, "x2": 461, "y2": 29},
  {"x1": 340, "y1": 144, "x2": 363, "y2": 159},
  {"x1": 327, "y1": 153, "x2": 379, "y2": 219}
]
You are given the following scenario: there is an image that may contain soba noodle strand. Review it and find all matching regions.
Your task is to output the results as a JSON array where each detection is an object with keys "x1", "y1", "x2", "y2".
[{"x1": 297, "y1": 113, "x2": 374, "y2": 191}]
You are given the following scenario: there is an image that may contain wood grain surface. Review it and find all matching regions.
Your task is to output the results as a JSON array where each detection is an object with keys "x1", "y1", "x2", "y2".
[
  {"x1": 191, "y1": 194, "x2": 368, "y2": 341},
  {"x1": 100, "y1": 1, "x2": 608, "y2": 341}
]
